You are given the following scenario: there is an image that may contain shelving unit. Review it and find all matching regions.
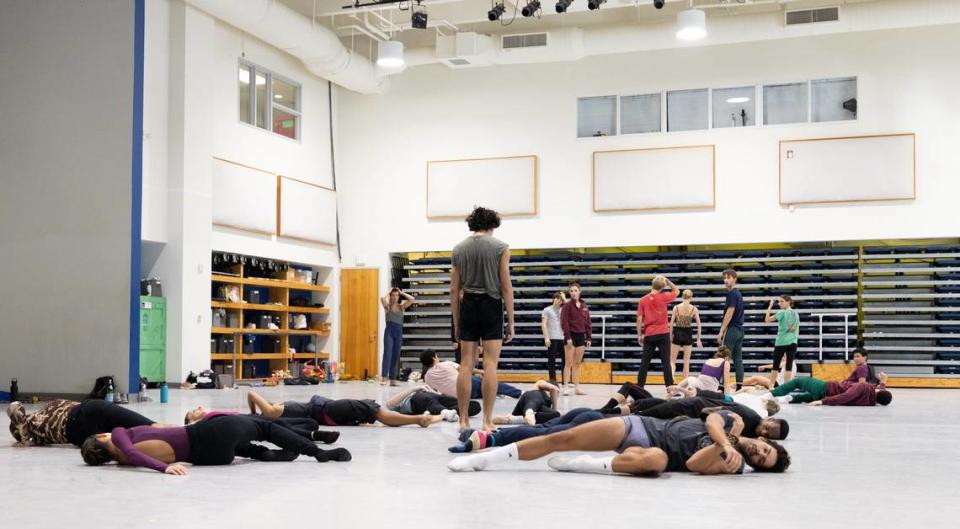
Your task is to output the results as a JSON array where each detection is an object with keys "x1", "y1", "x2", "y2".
[{"x1": 210, "y1": 254, "x2": 332, "y2": 381}]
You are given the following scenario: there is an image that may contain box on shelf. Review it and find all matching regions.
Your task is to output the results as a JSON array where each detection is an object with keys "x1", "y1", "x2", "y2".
[
  {"x1": 217, "y1": 336, "x2": 235, "y2": 354},
  {"x1": 259, "y1": 315, "x2": 272, "y2": 329},
  {"x1": 212, "y1": 309, "x2": 226, "y2": 328},
  {"x1": 227, "y1": 313, "x2": 239, "y2": 328},
  {"x1": 210, "y1": 338, "x2": 217, "y2": 354},
  {"x1": 242, "y1": 336, "x2": 255, "y2": 354},
  {"x1": 262, "y1": 337, "x2": 281, "y2": 353},
  {"x1": 249, "y1": 289, "x2": 262, "y2": 304}
]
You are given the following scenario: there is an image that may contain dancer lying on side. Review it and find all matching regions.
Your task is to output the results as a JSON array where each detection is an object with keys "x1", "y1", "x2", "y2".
[{"x1": 246, "y1": 391, "x2": 442, "y2": 427}]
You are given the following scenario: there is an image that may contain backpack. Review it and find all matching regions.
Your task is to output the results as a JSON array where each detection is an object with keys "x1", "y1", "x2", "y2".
[
  {"x1": 88, "y1": 376, "x2": 115, "y2": 400},
  {"x1": 195, "y1": 369, "x2": 216, "y2": 389}
]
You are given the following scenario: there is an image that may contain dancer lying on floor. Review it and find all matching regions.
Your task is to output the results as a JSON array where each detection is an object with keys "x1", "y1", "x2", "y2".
[
  {"x1": 8, "y1": 399, "x2": 156, "y2": 447},
  {"x1": 626, "y1": 397, "x2": 786, "y2": 440},
  {"x1": 599, "y1": 382, "x2": 655, "y2": 412},
  {"x1": 492, "y1": 381, "x2": 561, "y2": 426},
  {"x1": 771, "y1": 373, "x2": 892, "y2": 406},
  {"x1": 81, "y1": 414, "x2": 351, "y2": 475},
  {"x1": 448, "y1": 410, "x2": 789, "y2": 476},
  {"x1": 420, "y1": 350, "x2": 522, "y2": 399},
  {"x1": 384, "y1": 386, "x2": 481, "y2": 422},
  {"x1": 246, "y1": 391, "x2": 442, "y2": 427},
  {"x1": 183, "y1": 406, "x2": 341, "y2": 444},
  {"x1": 740, "y1": 355, "x2": 799, "y2": 390}
]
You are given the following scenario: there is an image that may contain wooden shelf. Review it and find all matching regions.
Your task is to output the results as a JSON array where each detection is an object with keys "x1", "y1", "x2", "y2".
[
  {"x1": 211, "y1": 327, "x2": 330, "y2": 336},
  {"x1": 211, "y1": 274, "x2": 330, "y2": 293},
  {"x1": 211, "y1": 354, "x2": 234, "y2": 360},
  {"x1": 211, "y1": 353, "x2": 330, "y2": 361},
  {"x1": 211, "y1": 301, "x2": 328, "y2": 314},
  {"x1": 292, "y1": 352, "x2": 331, "y2": 360}
]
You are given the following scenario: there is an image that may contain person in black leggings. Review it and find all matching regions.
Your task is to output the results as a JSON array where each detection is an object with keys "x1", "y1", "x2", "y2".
[
  {"x1": 82, "y1": 414, "x2": 351, "y2": 475},
  {"x1": 597, "y1": 382, "x2": 655, "y2": 414},
  {"x1": 8, "y1": 399, "x2": 156, "y2": 447},
  {"x1": 449, "y1": 408, "x2": 606, "y2": 453},
  {"x1": 184, "y1": 406, "x2": 341, "y2": 444},
  {"x1": 492, "y1": 381, "x2": 561, "y2": 426}
]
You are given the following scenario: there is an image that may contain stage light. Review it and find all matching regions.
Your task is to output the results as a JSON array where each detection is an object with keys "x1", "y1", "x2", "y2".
[
  {"x1": 654, "y1": 0, "x2": 665, "y2": 8},
  {"x1": 556, "y1": 0, "x2": 572, "y2": 12},
  {"x1": 488, "y1": 3, "x2": 506, "y2": 21},
  {"x1": 411, "y1": 10, "x2": 428, "y2": 30},
  {"x1": 587, "y1": 0, "x2": 606, "y2": 10},
  {"x1": 522, "y1": 0, "x2": 541, "y2": 17}
]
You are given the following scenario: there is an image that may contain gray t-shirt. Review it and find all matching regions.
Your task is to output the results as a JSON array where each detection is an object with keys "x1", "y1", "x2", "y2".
[
  {"x1": 451, "y1": 235, "x2": 509, "y2": 299},
  {"x1": 641, "y1": 411, "x2": 741, "y2": 472},
  {"x1": 541, "y1": 305, "x2": 564, "y2": 340}
]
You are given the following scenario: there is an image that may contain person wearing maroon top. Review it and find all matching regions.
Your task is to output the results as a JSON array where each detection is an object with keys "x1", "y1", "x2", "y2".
[
  {"x1": 811, "y1": 372, "x2": 892, "y2": 406},
  {"x1": 844, "y1": 348, "x2": 880, "y2": 384},
  {"x1": 636, "y1": 275, "x2": 680, "y2": 388},
  {"x1": 560, "y1": 282, "x2": 592, "y2": 396}
]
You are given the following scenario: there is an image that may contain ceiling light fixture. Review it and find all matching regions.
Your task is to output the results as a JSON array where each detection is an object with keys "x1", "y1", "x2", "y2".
[
  {"x1": 726, "y1": 96, "x2": 750, "y2": 104},
  {"x1": 488, "y1": 3, "x2": 506, "y2": 21},
  {"x1": 556, "y1": 0, "x2": 572, "y2": 12},
  {"x1": 522, "y1": 0, "x2": 541, "y2": 17},
  {"x1": 587, "y1": 0, "x2": 606, "y2": 10},
  {"x1": 274, "y1": 94, "x2": 283, "y2": 99},
  {"x1": 376, "y1": 40, "x2": 404, "y2": 68},
  {"x1": 653, "y1": 0, "x2": 665, "y2": 8},
  {"x1": 676, "y1": 8, "x2": 707, "y2": 40}
]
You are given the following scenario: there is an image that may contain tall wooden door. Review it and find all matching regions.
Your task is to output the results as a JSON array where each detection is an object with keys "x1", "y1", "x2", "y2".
[{"x1": 339, "y1": 268, "x2": 379, "y2": 380}]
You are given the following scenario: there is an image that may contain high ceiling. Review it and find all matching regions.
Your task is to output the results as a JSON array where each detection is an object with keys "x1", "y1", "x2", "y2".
[{"x1": 278, "y1": 0, "x2": 882, "y2": 50}]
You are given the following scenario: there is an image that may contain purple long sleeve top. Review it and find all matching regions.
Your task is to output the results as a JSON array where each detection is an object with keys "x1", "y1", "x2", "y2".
[{"x1": 111, "y1": 426, "x2": 190, "y2": 472}]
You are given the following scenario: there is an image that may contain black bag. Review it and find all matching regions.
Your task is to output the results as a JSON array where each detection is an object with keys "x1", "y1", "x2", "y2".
[
  {"x1": 283, "y1": 377, "x2": 310, "y2": 386},
  {"x1": 88, "y1": 376, "x2": 115, "y2": 400},
  {"x1": 195, "y1": 369, "x2": 216, "y2": 389},
  {"x1": 398, "y1": 367, "x2": 413, "y2": 382}
]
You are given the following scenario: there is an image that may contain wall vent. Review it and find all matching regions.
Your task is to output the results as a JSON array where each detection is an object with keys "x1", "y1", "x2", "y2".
[
  {"x1": 785, "y1": 7, "x2": 839, "y2": 26},
  {"x1": 502, "y1": 32, "x2": 549, "y2": 50}
]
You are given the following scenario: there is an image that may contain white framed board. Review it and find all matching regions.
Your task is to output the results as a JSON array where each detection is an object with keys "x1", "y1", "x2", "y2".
[
  {"x1": 278, "y1": 176, "x2": 337, "y2": 246},
  {"x1": 426, "y1": 155, "x2": 538, "y2": 219},
  {"x1": 212, "y1": 157, "x2": 277, "y2": 235},
  {"x1": 593, "y1": 145, "x2": 716, "y2": 212},
  {"x1": 779, "y1": 133, "x2": 916, "y2": 206}
]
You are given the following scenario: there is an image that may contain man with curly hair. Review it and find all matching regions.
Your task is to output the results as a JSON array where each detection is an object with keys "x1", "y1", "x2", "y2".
[{"x1": 451, "y1": 206, "x2": 515, "y2": 433}]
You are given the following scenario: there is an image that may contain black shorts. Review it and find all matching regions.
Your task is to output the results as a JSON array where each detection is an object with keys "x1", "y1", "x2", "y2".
[
  {"x1": 773, "y1": 343, "x2": 798, "y2": 371},
  {"x1": 672, "y1": 327, "x2": 694, "y2": 346},
  {"x1": 459, "y1": 293, "x2": 504, "y2": 342},
  {"x1": 569, "y1": 332, "x2": 587, "y2": 347},
  {"x1": 322, "y1": 399, "x2": 381, "y2": 426}
]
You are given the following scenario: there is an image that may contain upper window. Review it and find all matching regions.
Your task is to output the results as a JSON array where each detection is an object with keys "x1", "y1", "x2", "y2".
[{"x1": 238, "y1": 61, "x2": 301, "y2": 140}]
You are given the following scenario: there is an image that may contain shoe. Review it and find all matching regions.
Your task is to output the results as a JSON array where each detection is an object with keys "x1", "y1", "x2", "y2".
[{"x1": 389, "y1": 380, "x2": 401, "y2": 387}]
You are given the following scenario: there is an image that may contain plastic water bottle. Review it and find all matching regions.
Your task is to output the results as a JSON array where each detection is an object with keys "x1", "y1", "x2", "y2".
[
  {"x1": 104, "y1": 380, "x2": 115, "y2": 403},
  {"x1": 160, "y1": 382, "x2": 169, "y2": 404},
  {"x1": 10, "y1": 379, "x2": 19, "y2": 402}
]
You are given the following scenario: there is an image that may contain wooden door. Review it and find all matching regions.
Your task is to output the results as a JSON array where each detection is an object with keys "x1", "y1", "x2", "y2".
[{"x1": 339, "y1": 268, "x2": 379, "y2": 380}]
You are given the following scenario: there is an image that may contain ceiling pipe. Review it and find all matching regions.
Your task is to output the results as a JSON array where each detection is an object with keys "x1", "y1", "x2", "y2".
[{"x1": 184, "y1": 0, "x2": 389, "y2": 94}]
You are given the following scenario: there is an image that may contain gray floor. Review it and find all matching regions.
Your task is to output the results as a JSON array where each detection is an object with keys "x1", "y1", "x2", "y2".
[{"x1": 3, "y1": 382, "x2": 959, "y2": 529}]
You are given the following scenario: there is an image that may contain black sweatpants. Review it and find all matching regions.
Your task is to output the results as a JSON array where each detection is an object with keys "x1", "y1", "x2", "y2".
[
  {"x1": 409, "y1": 392, "x2": 481, "y2": 417},
  {"x1": 65, "y1": 399, "x2": 155, "y2": 447},
  {"x1": 616, "y1": 382, "x2": 654, "y2": 401},
  {"x1": 511, "y1": 390, "x2": 560, "y2": 424},
  {"x1": 185, "y1": 415, "x2": 320, "y2": 465},
  {"x1": 546, "y1": 340, "x2": 565, "y2": 382},
  {"x1": 637, "y1": 333, "x2": 674, "y2": 387}
]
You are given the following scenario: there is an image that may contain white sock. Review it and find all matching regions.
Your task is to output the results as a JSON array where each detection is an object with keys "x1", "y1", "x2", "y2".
[
  {"x1": 447, "y1": 444, "x2": 519, "y2": 472},
  {"x1": 523, "y1": 410, "x2": 536, "y2": 425},
  {"x1": 548, "y1": 455, "x2": 615, "y2": 474},
  {"x1": 504, "y1": 415, "x2": 524, "y2": 425},
  {"x1": 440, "y1": 409, "x2": 458, "y2": 422},
  {"x1": 776, "y1": 395, "x2": 793, "y2": 404}
]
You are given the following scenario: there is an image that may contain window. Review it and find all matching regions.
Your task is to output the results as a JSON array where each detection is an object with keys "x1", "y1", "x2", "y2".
[
  {"x1": 620, "y1": 94, "x2": 661, "y2": 135},
  {"x1": 667, "y1": 89, "x2": 708, "y2": 132},
  {"x1": 712, "y1": 86, "x2": 755, "y2": 128},
  {"x1": 763, "y1": 82, "x2": 808, "y2": 125},
  {"x1": 811, "y1": 77, "x2": 857, "y2": 122},
  {"x1": 238, "y1": 61, "x2": 301, "y2": 140},
  {"x1": 577, "y1": 96, "x2": 617, "y2": 138}
]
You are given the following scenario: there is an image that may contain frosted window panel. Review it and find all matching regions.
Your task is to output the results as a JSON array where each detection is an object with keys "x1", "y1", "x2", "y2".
[
  {"x1": 620, "y1": 94, "x2": 661, "y2": 134},
  {"x1": 577, "y1": 96, "x2": 617, "y2": 138},
  {"x1": 238, "y1": 64, "x2": 251, "y2": 124},
  {"x1": 812, "y1": 77, "x2": 857, "y2": 122},
  {"x1": 763, "y1": 82, "x2": 808, "y2": 125},
  {"x1": 667, "y1": 89, "x2": 708, "y2": 132},
  {"x1": 712, "y1": 86, "x2": 755, "y2": 128}
]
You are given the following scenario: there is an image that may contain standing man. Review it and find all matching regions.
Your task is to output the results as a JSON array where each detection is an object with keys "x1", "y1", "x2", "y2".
[
  {"x1": 450, "y1": 206, "x2": 515, "y2": 433},
  {"x1": 541, "y1": 291, "x2": 567, "y2": 386},
  {"x1": 717, "y1": 269, "x2": 746, "y2": 390},
  {"x1": 636, "y1": 275, "x2": 679, "y2": 388}
]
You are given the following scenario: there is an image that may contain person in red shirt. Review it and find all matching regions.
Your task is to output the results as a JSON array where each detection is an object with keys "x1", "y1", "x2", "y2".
[
  {"x1": 636, "y1": 275, "x2": 680, "y2": 388},
  {"x1": 560, "y1": 281, "x2": 591, "y2": 396}
]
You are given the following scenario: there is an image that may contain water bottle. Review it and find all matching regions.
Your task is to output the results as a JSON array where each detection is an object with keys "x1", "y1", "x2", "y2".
[
  {"x1": 10, "y1": 379, "x2": 19, "y2": 402},
  {"x1": 104, "y1": 379, "x2": 115, "y2": 403},
  {"x1": 160, "y1": 383, "x2": 169, "y2": 404}
]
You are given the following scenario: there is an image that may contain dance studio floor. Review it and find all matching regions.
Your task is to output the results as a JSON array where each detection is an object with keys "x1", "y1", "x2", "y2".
[{"x1": 3, "y1": 381, "x2": 959, "y2": 529}]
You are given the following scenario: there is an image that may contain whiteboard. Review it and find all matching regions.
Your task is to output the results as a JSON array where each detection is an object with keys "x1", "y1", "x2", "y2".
[
  {"x1": 779, "y1": 134, "x2": 915, "y2": 205},
  {"x1": 593, "y1": 145, "x2": 715, "y2": 212},
  {"x1": 278, "y1": 177, "x2": 337, "y2": 246},
  {"x1": 212, "y1": 158, "x2": 277, "y2": 234},
  {"x1": 427, "y1": 156, "x2": 538, "y2": 219}
]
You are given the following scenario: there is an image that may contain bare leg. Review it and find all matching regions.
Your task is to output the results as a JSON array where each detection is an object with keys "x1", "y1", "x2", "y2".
[
  {"x1": 376, "y1": 409, "x2": 441, "y2": 427},
  {"x1": 247, "y1": 391, "x2": 284, "y2": 418},
  {"x1": 669, "y1": 343, "x2": 679, "y2": 381},
  {"x1": 783, "y1": 369, "x2": 794, "y2": 383},
  {"x1": 515, "y1": 417, "x2": 625, "y2": 461},
  {"x1": 573, "y1": 346, "x2": 587, "y2": 395},
  {"x1": 743, "y1": 375, "x2": 773, "y2": 390},
  {"x1": 563, "y1": 343, "x2": 574, "y2": 395},
  {"x1": 682, "y1": 346, "x2": 692, "y2": 379},
  {"x1": 480, "y1": 338, "x2": 503, "y2": 431},
  {"x1": 457, "y1": 341, "x2": 479, "y2": 432},
  {"x1": 611, "y1": 446, "x2": 669, "y2": 475},
  {"x1": 385, "y1": 387, "x2": 420, "y2": 409},
  {"x1": 768, "y1": 369, "x2": 780, "y2": 387}
]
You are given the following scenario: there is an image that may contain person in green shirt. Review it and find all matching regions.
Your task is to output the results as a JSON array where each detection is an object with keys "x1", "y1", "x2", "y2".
[{"x1": 765, "y1": 295, "x2": 799, "y2": 387}]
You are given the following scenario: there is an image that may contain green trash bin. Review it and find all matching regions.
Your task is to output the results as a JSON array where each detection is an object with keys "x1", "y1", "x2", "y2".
[{"x1": 139, "y1": 296, "x2": 166, "y2": 384}]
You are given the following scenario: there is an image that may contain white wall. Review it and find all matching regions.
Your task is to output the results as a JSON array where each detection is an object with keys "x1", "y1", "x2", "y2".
[
  {"x1": 335, "y1": 24, "x2": 960, "y2": 365},
  {"x1": 144, "y1": 2, "x2": 341, "y2": 380},
  {"x1": 142, "y1": 0, "x2": 170, "y2": 244},
  {"x1": 0, "y1": 0, "x2": 136, "y2": 394}
]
